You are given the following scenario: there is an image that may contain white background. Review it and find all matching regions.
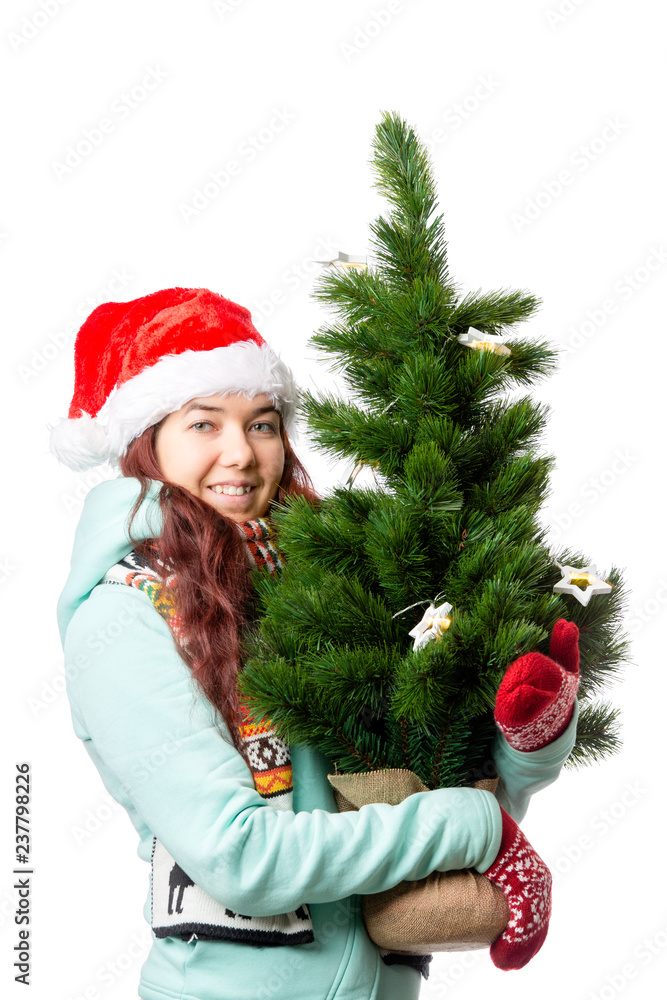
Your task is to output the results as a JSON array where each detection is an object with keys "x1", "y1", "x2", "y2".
[{"x1": 2, "y1": 1, "x2": 665, "y2": 998}]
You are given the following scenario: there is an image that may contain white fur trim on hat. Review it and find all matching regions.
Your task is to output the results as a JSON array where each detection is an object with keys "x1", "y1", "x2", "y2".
[
  {"x1": 50, "y1": 341, "x2": 298, "y2": 471},
  {"x1": 49, "y1": 411, "x2": 114, "y2": 473}
]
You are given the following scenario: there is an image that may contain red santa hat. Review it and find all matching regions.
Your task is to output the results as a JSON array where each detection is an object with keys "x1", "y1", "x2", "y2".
[{"x1": 49, "y1": 286, "x2": 298, "y2": 471}]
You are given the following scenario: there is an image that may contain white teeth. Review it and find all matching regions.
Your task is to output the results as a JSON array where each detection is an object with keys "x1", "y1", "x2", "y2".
[{"x1": 210, "y1": 485, "x2": 253, "y2": 495}]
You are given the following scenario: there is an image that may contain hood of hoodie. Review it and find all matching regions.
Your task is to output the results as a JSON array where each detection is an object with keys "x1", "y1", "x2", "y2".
[{"x1": 57, "y1": 476, "x2": 163, "y2": 645}]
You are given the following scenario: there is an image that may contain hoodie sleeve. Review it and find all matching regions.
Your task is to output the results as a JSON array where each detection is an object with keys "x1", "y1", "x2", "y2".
[
  {"x1": 64, "y1": 583, "x2": 503, "y2": 917},
  {"x1": 492, "y1": 701, "x2": 579, "y2": 824}
]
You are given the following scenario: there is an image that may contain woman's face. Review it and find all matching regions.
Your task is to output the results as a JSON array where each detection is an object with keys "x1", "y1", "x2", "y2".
[{"x1": 154, "y1": 392, "x2": 286, "y2": 522}]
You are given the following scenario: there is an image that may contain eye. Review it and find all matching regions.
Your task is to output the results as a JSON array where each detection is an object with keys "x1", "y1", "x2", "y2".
[
  {"x1": 189, "y1": 420, "x2": 215, "y2": 432},
  {"x1": 251, "y1": 421, "x2": 277, "y2": 433}
]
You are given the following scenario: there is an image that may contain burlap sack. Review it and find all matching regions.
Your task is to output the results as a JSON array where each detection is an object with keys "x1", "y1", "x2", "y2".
[{"x1": 327, "y1": 769, "x2": 509, "y2": 954}]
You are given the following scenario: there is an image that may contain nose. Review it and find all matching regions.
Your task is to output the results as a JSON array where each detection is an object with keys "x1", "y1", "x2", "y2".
[{"x1": 215, "y1": 423, "x2": 256, "y2": 469}]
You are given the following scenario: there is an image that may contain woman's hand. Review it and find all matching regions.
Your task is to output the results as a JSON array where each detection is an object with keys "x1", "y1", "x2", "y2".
[
  {"x1": 494, "y1": 619, "x2": 580, "y2": 752},
  {"x1": 484, "y1": 807, "x2": 552, "y2": 970}
]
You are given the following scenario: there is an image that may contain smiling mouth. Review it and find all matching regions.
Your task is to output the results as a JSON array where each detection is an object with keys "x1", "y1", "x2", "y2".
[{"x1": 209, "y1": 485, "x2": 255, "y2": 496}]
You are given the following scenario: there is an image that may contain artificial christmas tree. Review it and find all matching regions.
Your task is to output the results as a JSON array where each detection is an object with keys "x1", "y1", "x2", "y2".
[{"x1": 239, "y1": 111, "x2": 628, "y2": 961}]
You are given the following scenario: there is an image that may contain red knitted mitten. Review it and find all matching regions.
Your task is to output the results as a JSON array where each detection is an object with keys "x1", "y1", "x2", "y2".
[
  {"x1": 494, "y1": 619, "x2": 580, "y2": 752},
  {"x1": 485, "y1": 807, "x2": 552, "y2": 970}
]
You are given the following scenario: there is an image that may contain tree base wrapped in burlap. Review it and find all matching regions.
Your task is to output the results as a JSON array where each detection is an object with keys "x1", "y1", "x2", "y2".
[{"x1": 327, "y1": 769, "x2": 509, "y2": 954}]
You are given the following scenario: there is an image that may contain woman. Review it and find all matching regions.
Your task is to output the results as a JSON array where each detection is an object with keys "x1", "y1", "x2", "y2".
[{"x1": 52, "y1": 287, "x2": 579, "y2": 1000}]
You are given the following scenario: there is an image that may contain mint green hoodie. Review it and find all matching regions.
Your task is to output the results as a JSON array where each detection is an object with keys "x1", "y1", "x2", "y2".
[{"x1": 58, "y1": 477, "x2": 578, "y2": 1000}]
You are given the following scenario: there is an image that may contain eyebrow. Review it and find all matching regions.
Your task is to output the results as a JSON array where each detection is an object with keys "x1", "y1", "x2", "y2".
[{"x1": 182, "y1": 401, "x2": 279, "y2": 417}]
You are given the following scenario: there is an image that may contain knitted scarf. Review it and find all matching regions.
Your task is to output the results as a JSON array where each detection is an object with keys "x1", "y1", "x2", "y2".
[{"x1": 101, "y1": 518, "x2": 314, "y2": 946}]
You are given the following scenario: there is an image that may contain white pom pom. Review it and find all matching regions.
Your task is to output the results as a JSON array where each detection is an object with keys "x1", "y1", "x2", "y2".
[{"x1": 49, "y1": 413, "x2": 114, "y2": 471}]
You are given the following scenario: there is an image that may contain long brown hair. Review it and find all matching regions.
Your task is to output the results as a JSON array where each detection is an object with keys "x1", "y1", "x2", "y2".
[{"x1": 119, "y1": 418, "x2": 317, "y2": 752}]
